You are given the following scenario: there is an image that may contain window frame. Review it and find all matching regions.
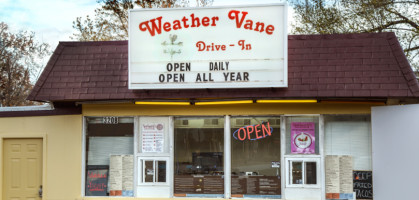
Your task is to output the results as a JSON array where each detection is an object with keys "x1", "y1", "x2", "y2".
[
  {"x1": 285, "y1": 157, "x2": 321, "y2": 188},
  {"x1": 138, "y1": 157, "x2": 170, "y2": 185},
  {"x1": 81, "y1": 116, "x2": 137, "y2": 197}
]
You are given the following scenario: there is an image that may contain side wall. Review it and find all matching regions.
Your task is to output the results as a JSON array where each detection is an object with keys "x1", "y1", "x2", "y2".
[
  {"x1": 0, "y1": 115, "x2": 82, "y2": 200},
  {"x1": 372, "y1": 104, "x2": 419, "y2": 200}
]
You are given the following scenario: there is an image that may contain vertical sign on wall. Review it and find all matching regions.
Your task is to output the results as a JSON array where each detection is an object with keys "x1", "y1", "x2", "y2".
[{"x1": 291, "y1": 122, "x2": 315, "y2": 154}]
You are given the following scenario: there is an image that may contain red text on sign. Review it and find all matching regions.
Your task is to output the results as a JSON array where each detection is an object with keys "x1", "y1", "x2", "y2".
[
  {"x1": 139, "y1": 14, "x2": 219, "y2": 36},
  {"x1": 228, "y1": 10, "x2": 275, "y2": 35}
]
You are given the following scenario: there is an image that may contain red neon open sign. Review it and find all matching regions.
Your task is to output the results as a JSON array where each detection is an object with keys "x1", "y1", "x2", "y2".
[{"x1": 233, "y1": 122, "x2": 273, "y2": 141}]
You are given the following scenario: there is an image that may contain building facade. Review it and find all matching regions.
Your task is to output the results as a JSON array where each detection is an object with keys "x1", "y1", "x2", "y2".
[{"x1": 1, "y1": 15, "x2": 419, "y2": 200}]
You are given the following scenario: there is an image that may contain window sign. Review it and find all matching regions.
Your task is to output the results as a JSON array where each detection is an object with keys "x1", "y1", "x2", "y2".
[
  {"x1": 129, "y1": 4, "x2": 288, "y2": 89},
  {"x1": 232, "y1": 122, "x2": 273, "y2": 141},
  {"x1": 291, "y1": 122, "x2": 315, "y2": 154},
  {"x1": 141, "y1": 123, "x2": 165, "y2": 153}
]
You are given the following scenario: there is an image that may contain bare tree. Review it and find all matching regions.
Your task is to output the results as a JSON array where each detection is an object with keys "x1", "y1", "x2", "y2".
[
  {"x1": 71, "y1": 0, "x2": 214, "y2": 41},
  {"x1": 0, "y1": 22, "x2": 50, "y2": 106},
  {"x1": 290, "y1": 0, "x2": 419, "y2": 70}
]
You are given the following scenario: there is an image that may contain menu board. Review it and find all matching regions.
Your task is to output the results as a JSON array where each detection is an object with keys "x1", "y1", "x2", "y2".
[
  {"x1": 353, "y1": 171, "x2": 373, "y2": 199},
  {"x1": 231, "y1": 176, "x2": 281, "y2": 195},
  {"x1": 325, "y1": 155, "x2": 340, "y2": 193},
  {"x1": 339, "y1": 156, "x2": 353, "y2": 193},
  {"x1": 109, "y1": 155, "x2": 134, "y2": 196},
  {"x1": 325, "y1": 155, "x2": 353, "y2": 197},
  {"x1": 86, "y1": 168, "x2": 108, "y2": 196},
  {"x1": 122, "y1": 155, "x2": 134, "y2": 196},
  {"x1": 174, "y1": 175, "x2": 224, "y2": 194},
  {"x1": 141, "y1": 123, "x2": 165, "y2": 153},
  {"x1": 109, "y1": 155, "x2": 123, "y2": 196}
]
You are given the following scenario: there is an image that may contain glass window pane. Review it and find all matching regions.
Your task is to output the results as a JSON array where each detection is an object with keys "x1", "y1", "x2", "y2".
[
  {"x1": 157, "y1": 161, "x2": 166, "y2": 182},
  {"x1": 324, "y1": 115, "x2": 372, "y2": 170},
  {"x1": 174, "y1": 117, "x2": 224, "y2": 195},
  {"x1": 85, "y1": 117, "x2": 134, "y2": 196},
  {"x1": 231, "y1": 117, "x2": 281, "y2": 195},
  {"x1": 144, "y1": 161, "x2": 154, "y2": 182},
  {"x1": 305, "y1": 162, "x2": 317, "y2": 184},
  {"x1": 291, "y1": 161, "x2": 302, "y2": 184}
]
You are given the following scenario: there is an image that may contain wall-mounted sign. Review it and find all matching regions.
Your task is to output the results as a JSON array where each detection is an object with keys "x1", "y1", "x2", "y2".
[
  {"x1": 291, "y1": 122, "x2": 315, "y2": 154},
  {"x1": 233, "y1": 122, "x2": 273, "y2": 141},
  {"x1": 129, "y1": 4, "x2": 288, "y2": 89},
  {"x1": 103, "y1": 117, "x2": 118, "y2": 124}
]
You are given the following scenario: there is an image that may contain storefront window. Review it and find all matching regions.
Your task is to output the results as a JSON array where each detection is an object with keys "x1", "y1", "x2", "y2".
[
  {"x1": 230, "y1": 117, "x2": 281, "y2": 197},
  {"x1": 324, "y1": 115, "x2": 371, "y2": 170},
  {"x1": 84, "y1": 117, "x2": 134, "y2": 197},
  {"x1": 174, "y1": 117, "x2": 224, "y2": 196}
]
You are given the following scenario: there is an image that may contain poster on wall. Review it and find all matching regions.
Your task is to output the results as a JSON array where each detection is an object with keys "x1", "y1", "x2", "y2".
[
  {"x1": 291, "y1": 122, "x2": 315, "y2": 154},
  {"x1": 141, "y1": 123, "x2": 165, "y2": 153}
]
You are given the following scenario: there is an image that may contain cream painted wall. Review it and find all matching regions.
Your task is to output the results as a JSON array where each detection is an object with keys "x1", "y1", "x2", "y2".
[{"x1": 0, "y1": 115, "x2": 82, "y2": 200}]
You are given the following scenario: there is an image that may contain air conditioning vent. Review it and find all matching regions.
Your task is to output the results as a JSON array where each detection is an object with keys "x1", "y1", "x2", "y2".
[
  {"x1": 204, "y1": 119, "x2": 219, "y2": 126},
  {"x1": 175, "y1": 120, "x2": 188, "y2": 126},
  {"x1": 236, "y1": 119, "x2": 251, "y2": 126},
  {"x1": 268, "y1": 119, "x2": 280, "y2": 125}
]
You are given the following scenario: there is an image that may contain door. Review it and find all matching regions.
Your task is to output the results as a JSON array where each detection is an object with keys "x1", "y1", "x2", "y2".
[{"x1": 3, "y1": 138, "x2": 43, "y2": 200}]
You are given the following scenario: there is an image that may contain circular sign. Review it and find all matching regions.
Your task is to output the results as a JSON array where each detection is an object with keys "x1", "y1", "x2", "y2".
[
  {"x1": 157, "y1": 124, "x2": 164, "y2": 130},
  {"x1": 293, "y1": 132, "x2": 312, "y2": 149}
]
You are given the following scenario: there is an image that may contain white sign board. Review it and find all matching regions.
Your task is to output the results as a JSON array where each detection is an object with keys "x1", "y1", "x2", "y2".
[
  {"x1": 129, "y1": 4, "x2": 288, "y2": 89},
  {"x1": 141, "y1": 123, "x2": 165, "y2": 153}
]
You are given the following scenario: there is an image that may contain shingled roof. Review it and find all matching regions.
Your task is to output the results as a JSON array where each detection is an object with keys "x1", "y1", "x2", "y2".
[{"x1": 28, "y1": 32, "x2": 419, "y2": 102}]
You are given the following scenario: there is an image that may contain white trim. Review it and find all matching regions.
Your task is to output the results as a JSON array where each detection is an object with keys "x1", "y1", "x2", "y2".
[
  {"x1": 134, "y1": 116, "x2": 139, "y2": 197},
  {"x1": 169, "y1": 116, "x2": 175, "y2": 198},
  {"x1": 280, "y1": 115, "x2": 286, "y2": 199},
  {"x1": 319, "y1": 115, "x2": 326, "y2": 200},
  {"x1": 0, "y1": 104, "x2": 53, "y2": 112},
  {"x1": 81, "y1": 116, "x2": 86, "y2": 197},
  {"x1": 224, "y1": 115, "x2": 231, "y2": 199}
]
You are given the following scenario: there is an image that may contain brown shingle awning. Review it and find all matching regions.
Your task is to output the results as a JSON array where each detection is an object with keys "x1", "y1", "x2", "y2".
[{"x1": 28, "y1": 33, "x2": 419, "y2": 102}]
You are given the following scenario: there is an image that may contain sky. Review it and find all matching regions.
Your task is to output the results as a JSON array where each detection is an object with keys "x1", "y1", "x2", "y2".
[{"x1": 0, "y1": 0, "x2": 289, "y2": 50}]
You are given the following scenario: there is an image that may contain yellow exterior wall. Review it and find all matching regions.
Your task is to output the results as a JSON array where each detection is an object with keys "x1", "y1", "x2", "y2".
[
  {"x1": 0, "y1": 115, "x2": 82, "y2": 200},
  {"x1": 0, "y1": 102, "x2": 381, "y2": 200},
  {"x1": 82, "y1": 102, "x2": 380, "y2": 116}
]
